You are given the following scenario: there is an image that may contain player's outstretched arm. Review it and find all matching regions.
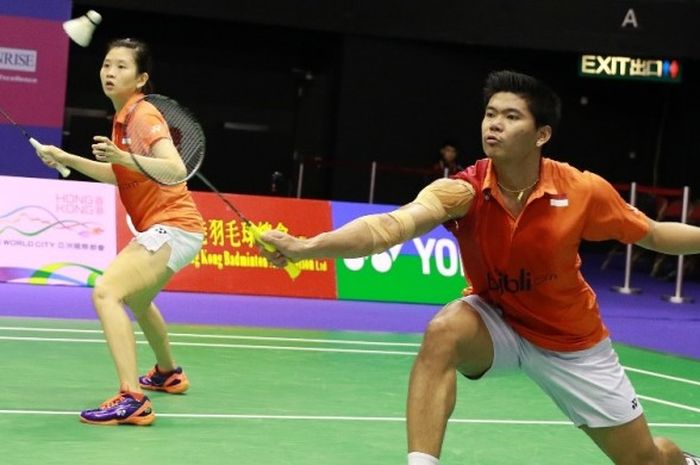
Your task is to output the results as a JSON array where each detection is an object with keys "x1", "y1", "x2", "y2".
[
  {"x1": 637, "y1": 218, "x2": 700, "y2": 255},
  {"x1": 35, "y1": 142, "x2": 117, "y2": 184},
  {"x1": 261, "y1": 178, "x2": 474, "y2": 264}
]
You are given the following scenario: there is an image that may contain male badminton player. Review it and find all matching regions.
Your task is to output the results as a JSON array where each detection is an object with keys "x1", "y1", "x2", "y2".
[
  {"x1": 36, "y1": 38, "x2": 204, "y2": 426},
  {"x1": 260, "y1": 71, "x2": 700, "y2": 464}
]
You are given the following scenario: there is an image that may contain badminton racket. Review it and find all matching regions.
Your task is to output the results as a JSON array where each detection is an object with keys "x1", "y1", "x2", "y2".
[
  {"x1": 0, "y1": 104, "x2": 71, "y2": 177},
  {"x1": 196, "y1": 173, "x2": 301, "y2": 280},
  {"x1": 124, "y1": 94, "x2": 300, "y2": 279},
  {"x1": 122, "y1": 94, "x2": 204, "y2": 185}
]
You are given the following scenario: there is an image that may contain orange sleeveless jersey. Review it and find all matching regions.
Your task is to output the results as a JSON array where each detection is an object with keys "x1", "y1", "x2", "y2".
[
  {"x1": 446, "y1": 158, "x2": 650, "y2": 351},
  {"x1": 110, "y1": 93, "x2": 205, "y2": 234}
]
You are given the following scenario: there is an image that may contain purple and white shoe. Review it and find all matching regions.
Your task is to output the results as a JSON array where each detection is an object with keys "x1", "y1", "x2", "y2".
[{"x1": 80, "y1": 391, "x2": 154, "y2": 426}]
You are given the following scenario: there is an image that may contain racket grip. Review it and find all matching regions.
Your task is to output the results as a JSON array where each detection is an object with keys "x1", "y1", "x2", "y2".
[
  {"x1": 250, "y1": 225, "x2": 301, "y2": 280},
  {"x1": 29, "y1": 138, "x2": 71, "y2": 178},
  {"x1": 258, "y1": 238, "x2": 301, "y2": 280}
]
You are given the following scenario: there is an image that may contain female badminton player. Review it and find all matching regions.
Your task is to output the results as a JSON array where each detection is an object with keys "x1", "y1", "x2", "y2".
[{"x1": 36, "y1": 38, "x2": 204, "y2": 426}]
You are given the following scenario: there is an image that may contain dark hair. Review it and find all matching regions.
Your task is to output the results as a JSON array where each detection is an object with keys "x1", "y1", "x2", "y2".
[
  {"x1": 441, "y1": 139, "x2": 460, "y2": 151},
  {"x1": 483, "y1": 70, "x2": 561, "y2": 130},
  {"x1": 106, "y1": 38, "x2": 154, "y2": 94}
]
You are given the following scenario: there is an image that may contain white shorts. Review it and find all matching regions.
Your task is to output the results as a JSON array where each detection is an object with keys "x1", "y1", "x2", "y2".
[
  {"x1": 133, "y1": 224, "x2": 203, "y2": 272},
  {"x1": 463, "y1": 295, "x2": 644, "y2": 428}
]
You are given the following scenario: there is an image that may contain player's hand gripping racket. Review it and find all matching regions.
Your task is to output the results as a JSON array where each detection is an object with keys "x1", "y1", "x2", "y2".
[
  {"x1": 195, "y1": 173, "x2": 301, "y2": 280},
  {"x1": 124, "y1": 94, "x2": 300, "y2": 279},
  {"x1": 0, "y1": 104, "x2": 71, "y2": 177}
]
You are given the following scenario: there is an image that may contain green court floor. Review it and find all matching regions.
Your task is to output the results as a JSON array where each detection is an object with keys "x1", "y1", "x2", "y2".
[{"x1": 1, "y1": 317, "x2": 698, "y2": 465}]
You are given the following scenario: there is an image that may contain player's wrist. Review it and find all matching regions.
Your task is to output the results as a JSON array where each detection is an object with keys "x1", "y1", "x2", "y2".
[{"x1": 302, "y1": 235, "x2": 324, "y2": 259}]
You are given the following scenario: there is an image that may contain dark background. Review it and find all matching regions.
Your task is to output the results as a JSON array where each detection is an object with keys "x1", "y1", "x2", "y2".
[{"x1": 63, "y1": 0, "x2": 700, "y2": 206}]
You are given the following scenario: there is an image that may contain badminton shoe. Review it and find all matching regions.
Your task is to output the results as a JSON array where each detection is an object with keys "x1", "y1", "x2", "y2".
[
  {"x1": 80, "y1": 391, "x2": 154, "y2": 426},
  {"x1": 139, "y1": 365, "x2": 190, "y2": 394},
  {"x1": 684, "y1": 452, "x2": 700, "y2": 465}
]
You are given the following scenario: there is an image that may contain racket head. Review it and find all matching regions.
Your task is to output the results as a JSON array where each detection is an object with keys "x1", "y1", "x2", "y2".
[{"x1": 123, "y1": 94, "x2": 205, "y2": 185}]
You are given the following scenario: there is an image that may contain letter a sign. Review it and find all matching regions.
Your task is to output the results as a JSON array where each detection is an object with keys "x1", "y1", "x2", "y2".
[{"x1": 621, "y1": 8, "x2": 638, "y2": 28}]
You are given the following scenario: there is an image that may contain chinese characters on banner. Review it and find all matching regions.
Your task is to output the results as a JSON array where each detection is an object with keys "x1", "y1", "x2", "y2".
[{"x1": 116, "y1": 191, "x2": 337, "y2": 299}]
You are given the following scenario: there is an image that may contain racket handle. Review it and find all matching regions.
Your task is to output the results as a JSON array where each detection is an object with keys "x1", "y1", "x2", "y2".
[
  {"x1": 249, "y1": 224, "x2": 301, "y2": 280},
  {"x1": 29, "y1": 138, "x2": 71, "y2": 178},
  {"x1": 261, "y1": 241, "x2": 302, "y2": 280}
]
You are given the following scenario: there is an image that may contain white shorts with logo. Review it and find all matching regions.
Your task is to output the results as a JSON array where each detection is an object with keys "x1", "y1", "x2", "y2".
[
  {"x1": 463, "y1": 294, "x2": 643, "y2": 428},
  {"x1": 132, "y1": 224, "x2": 203, "y2": 272}
]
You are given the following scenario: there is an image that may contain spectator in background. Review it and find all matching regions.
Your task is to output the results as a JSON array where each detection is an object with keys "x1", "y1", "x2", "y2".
[{"x1": 427, "y1": 140, "x2": 464, "y2": 183}]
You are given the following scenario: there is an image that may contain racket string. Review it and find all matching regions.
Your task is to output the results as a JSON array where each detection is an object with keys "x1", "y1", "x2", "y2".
[{"x1": 125, "y1": 94, "x2": 205, "y2": 186}]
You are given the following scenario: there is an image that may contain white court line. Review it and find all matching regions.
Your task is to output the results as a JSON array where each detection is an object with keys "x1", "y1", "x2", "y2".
[
  {"x1": 0, "y1": 409, "x2": 698, "y2": 427},
  {"x1": 4, "y1": 327, "x2": 699, "y2": 383},
  {"x1": 0, "y1": 335, "x2": 416, "y2": 356},
  {"x1": 625, "y1": 367, "x2": 700, "y2": 387},
  {"x1": 2, "y1": 331, "x2": 700, "y2": 413},
  {"x1": 639, "y1": 395, "x2": 700, "y2": 414},
  {"x1": 0, "y1": 326, "x2": 421, "y2": 347},
  {"x1": 1, "y1": 328, "x2": 699, "y2": 384}
]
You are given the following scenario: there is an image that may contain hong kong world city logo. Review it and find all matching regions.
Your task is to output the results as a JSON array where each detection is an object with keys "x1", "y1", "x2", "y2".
[{"x1": 0, "y1": 205, "x2": 104, "y2": 241}]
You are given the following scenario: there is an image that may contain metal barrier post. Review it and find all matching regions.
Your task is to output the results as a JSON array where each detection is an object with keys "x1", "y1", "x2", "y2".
[
  {"x1": 296, "y1": 162, "x2": 304, "y2": 198},
  {"x1": 663, "y1": 185, "x2": 694, "y2": 303},
  {"x1": 369, "y1": 161, "x2": 377, "y2": 204},
  {"x1": 611, "y1": 182, "x2": 641, "y2": 294}
]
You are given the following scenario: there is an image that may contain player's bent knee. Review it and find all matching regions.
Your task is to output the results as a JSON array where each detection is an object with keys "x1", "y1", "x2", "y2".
[
  {"x1": 424, "y1": 312, "x2": 463, "y2": 346},
  {"x1": 91, "y1": 282, "x2": 121, "y2": 308},
  {"x1": 421, "y1": 301, "x2": 482, "y2": 355}
]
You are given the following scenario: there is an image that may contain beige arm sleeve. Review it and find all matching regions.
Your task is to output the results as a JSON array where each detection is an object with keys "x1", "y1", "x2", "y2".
[
  {"x1": 413, "y1": 177, "x2": 475, "y2": 221},
  {"x1": 357, "y1": 178, "x2": 474, "y2": 255},
  {"x1": 359, "y1": 209, "x2": 417, "y2": 255}
]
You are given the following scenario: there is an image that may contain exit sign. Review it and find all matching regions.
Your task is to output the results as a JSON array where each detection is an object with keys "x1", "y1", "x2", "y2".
[{"x1": 579, "y1": 55, "x2": 681, "y2": 83}]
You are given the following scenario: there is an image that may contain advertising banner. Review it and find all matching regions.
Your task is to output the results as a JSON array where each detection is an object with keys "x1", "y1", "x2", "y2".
[
  {"x1": 0, "y1": 0, "x2": 71, "y2": 177},
  {"x1": 332, "y1": 201, "x2": 466, "y2": 304},
  {"x1": 117, "y1": 191, "x2": 337, "y2": 299},
  {"x1": 0, "y1": 175, "x2": 117, "y2": 285}
]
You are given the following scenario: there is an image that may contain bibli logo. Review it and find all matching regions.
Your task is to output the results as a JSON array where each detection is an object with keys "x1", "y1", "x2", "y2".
[{"x1": 487, "y1": 269, "x2": 531, "y2": 294}]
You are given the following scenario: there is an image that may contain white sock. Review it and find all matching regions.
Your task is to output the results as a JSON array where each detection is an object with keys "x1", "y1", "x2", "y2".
[{"x1": 408, "y1": 451, "x2": 439, "y2": 465}]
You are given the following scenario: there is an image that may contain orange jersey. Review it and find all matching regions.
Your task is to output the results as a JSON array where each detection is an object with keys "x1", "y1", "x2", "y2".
[
  {"x1": 447, "y1": 157, "x2": 650, "y2": 351},
  {"x1": 111, "y1": 93, "x2": 205, "y2": 234}
]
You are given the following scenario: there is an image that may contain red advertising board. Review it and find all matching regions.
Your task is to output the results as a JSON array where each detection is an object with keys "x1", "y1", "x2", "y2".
[{"x1": 117, "y1": 191, "x2": 337, "y2": 299}]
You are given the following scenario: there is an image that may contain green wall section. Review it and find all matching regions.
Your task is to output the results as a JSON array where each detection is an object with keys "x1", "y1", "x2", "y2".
[{"x1": 336, "y1": 255, "x2": 466, "y2": 304}]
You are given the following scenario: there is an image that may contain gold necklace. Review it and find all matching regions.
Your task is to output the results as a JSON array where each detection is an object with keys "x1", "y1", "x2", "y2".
[{"x1": 497, "y1": 178, "x2": 539, "y2": 202}]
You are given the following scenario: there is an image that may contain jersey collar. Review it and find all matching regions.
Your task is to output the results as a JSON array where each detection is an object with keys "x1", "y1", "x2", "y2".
[
  {"x1": 482, "y1": 157, "x2": 562, "y2": 200},
  {"x1": 114, "y1": 93, "x2": 146, "y2": 124}
]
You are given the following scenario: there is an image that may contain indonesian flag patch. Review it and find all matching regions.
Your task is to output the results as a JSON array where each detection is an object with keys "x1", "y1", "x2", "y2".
[{"x1": 550, "y1": 194, "x2": 569, "y2": 207}]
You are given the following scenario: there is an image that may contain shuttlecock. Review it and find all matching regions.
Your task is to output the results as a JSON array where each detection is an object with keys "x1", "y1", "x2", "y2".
[{"x1": 63, "y1": 10, "x2": 102, "y2": 47}]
